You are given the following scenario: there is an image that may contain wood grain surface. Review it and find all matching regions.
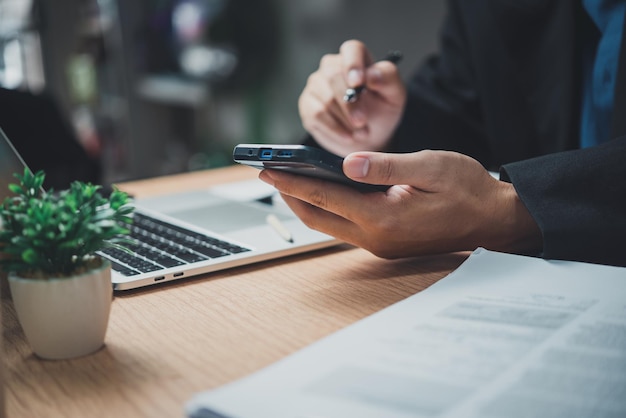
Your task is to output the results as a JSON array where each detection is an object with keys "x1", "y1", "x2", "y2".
[{"x1": 2, "y1": 165, "x2": 467, "y2": 417}]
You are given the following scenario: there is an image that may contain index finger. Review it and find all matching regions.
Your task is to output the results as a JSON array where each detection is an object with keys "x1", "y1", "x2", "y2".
[
  {"x1": 339, "y1": 40, "x2": 374, "y2": 88},
  {"x1": 259, "y1": 168, "x2": 383, "y2": 224},
  {"x1": 277, "y1": 193, "x2": 369, "y2": 245}
]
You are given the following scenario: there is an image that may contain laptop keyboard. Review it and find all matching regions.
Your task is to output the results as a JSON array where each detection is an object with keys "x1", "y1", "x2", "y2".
[{"x1": 98, "y1": 213, "x2": 251, "y2": 276}]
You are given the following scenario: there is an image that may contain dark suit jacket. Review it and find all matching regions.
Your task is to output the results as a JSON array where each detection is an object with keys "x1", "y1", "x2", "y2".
[
  {"x1": 308, "y1": 0, "x2": 626, "y2": 266},
  {"x1": 389, "y1": 0, "x2": 626, "y2": 267}
]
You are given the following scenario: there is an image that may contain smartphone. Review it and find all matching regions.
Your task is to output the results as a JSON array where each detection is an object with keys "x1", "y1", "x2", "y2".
[{"x1": 232, "y1": 144, "x2": 388, "y2": 192}]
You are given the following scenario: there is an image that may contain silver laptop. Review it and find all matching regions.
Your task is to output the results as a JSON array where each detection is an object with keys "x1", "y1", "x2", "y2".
[{"x1": 0, "y1": 126, "x2": 341, "y2": 291}]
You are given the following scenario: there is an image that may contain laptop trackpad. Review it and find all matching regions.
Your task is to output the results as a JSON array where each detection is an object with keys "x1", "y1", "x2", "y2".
[
  {"x1": 136, "y1": 191, "x2": 287, "y2": 234},
  {"x1": 169, "y1": 201, "x2": 280, "y2": 233}
]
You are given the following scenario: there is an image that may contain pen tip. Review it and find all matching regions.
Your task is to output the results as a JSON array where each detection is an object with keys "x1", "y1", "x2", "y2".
[{"x1": 343, "y1": 87, "x2": 363, "y2": 103}]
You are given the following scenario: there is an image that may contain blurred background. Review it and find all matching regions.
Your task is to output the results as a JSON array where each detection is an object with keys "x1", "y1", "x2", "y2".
[{"x1": 0, "y1": 0, "x2": 444, "y2": 187}]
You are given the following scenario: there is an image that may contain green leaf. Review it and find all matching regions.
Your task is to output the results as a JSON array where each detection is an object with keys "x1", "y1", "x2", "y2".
[
  {"x1": 0, "y1": 169, "x2": 136, "y2": 277},
  {"x1": 22, "y1": 248, "x2": 38, "y2": 264}
]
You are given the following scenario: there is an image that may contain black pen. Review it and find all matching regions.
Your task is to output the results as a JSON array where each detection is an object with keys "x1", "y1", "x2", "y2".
[{"x1": 343, "y1": 50, "x2": 403, "y2": 103}]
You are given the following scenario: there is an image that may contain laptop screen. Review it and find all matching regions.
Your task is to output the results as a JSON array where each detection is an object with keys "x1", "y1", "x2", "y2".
[{"x1": 0, "y1": 125, "x2": 32, "y2": 203}]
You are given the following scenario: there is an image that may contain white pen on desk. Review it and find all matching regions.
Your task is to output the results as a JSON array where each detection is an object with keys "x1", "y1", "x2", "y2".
[
  {"x1": 343, "y1": 50, "x2": 403, "y2": 103},
  {"x1": 266, "y1": 214, "x2": 293, "y2": 243}
]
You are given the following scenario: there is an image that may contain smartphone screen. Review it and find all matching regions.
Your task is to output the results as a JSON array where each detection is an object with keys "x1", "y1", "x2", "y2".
[{"x1": 233, "y1": 144, "x2": 387, "y2": 192}]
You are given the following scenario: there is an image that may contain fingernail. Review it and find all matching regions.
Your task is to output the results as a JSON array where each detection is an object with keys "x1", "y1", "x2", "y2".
[
  {"x1": 344, "y1": 155, "x2": 369, "y2": 179},
  {"x1": 347, "y1": 69, "x2": 363, "y2": 87},
  {"x1": 366, "y1": 67, "x2": 382, "y2": 84}
]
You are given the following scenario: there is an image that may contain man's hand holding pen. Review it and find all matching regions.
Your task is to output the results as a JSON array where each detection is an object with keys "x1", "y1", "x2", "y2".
[
  {"x1": 343, "y1": 49, "x2": 403, "y2": 103},
  {"x1": 297, "y1": 40, "x2": 407, "y2": 157}
]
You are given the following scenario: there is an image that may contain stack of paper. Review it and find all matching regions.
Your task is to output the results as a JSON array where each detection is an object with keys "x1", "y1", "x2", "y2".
[{"x1": 187, "y1": 249, "x2": 626, "y2": 418}]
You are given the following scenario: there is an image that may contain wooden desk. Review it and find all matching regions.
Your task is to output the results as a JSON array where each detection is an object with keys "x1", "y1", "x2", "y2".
[{"x1": 2, "y1": 165, "x2": 467, "y2": 418}]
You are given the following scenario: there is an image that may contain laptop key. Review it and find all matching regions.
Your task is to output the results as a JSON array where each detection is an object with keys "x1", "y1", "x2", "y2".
[
  {"x1": 187, "y1": 244, "x2": 229, "y2": 258},
  {"x1": 134, "y1": 262, "x2": 164, "y2": 273},
  {"x1": 107, "y1": 259, "x2": 140, "y2": 276},
  {"x1": 104, "y1": 213, "x2": 254, "y2": 276}
]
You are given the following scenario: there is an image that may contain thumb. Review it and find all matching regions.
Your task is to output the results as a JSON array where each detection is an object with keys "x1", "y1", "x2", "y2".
[
  {"x1": 363, "y1": 62, "x2": 405, "y2": 105},
  {"x1": 343, "y1": 151, "x2": 447, "y2": 190}
]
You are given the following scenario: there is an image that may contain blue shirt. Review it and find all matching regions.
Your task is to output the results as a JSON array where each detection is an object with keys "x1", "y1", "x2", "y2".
[{"x1": 580, "y1": 0, "x2": 626, "y2": 148}]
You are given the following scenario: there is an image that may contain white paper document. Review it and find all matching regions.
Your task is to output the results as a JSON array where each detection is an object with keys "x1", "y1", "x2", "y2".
[{"x1": 186, "y1": 249, "x2": 626, "y2": 418}]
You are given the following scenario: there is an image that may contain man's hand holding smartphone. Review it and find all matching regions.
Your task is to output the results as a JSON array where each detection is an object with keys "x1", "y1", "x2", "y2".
[{"x1": 233, "y1": 144, "x2": 389, "y2": 192}]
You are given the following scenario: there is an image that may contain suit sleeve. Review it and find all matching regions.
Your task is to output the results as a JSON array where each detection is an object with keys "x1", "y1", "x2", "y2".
[
  {"x1": 386, "y1": 0, "x2": 493, "y2": 166},
  {"x1": 501, "y1": 137, "x2": 626, "y2": 267}
]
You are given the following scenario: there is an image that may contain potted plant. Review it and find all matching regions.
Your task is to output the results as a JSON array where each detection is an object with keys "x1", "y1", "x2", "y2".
[{"x1": 0, "y1": 168, "x2": 134, "y2": 360}]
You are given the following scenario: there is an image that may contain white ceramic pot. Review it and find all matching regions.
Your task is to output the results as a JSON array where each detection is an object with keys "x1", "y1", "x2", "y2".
[{"x1": 8, "y1": 259, "x2": 113, "y2": 360}]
